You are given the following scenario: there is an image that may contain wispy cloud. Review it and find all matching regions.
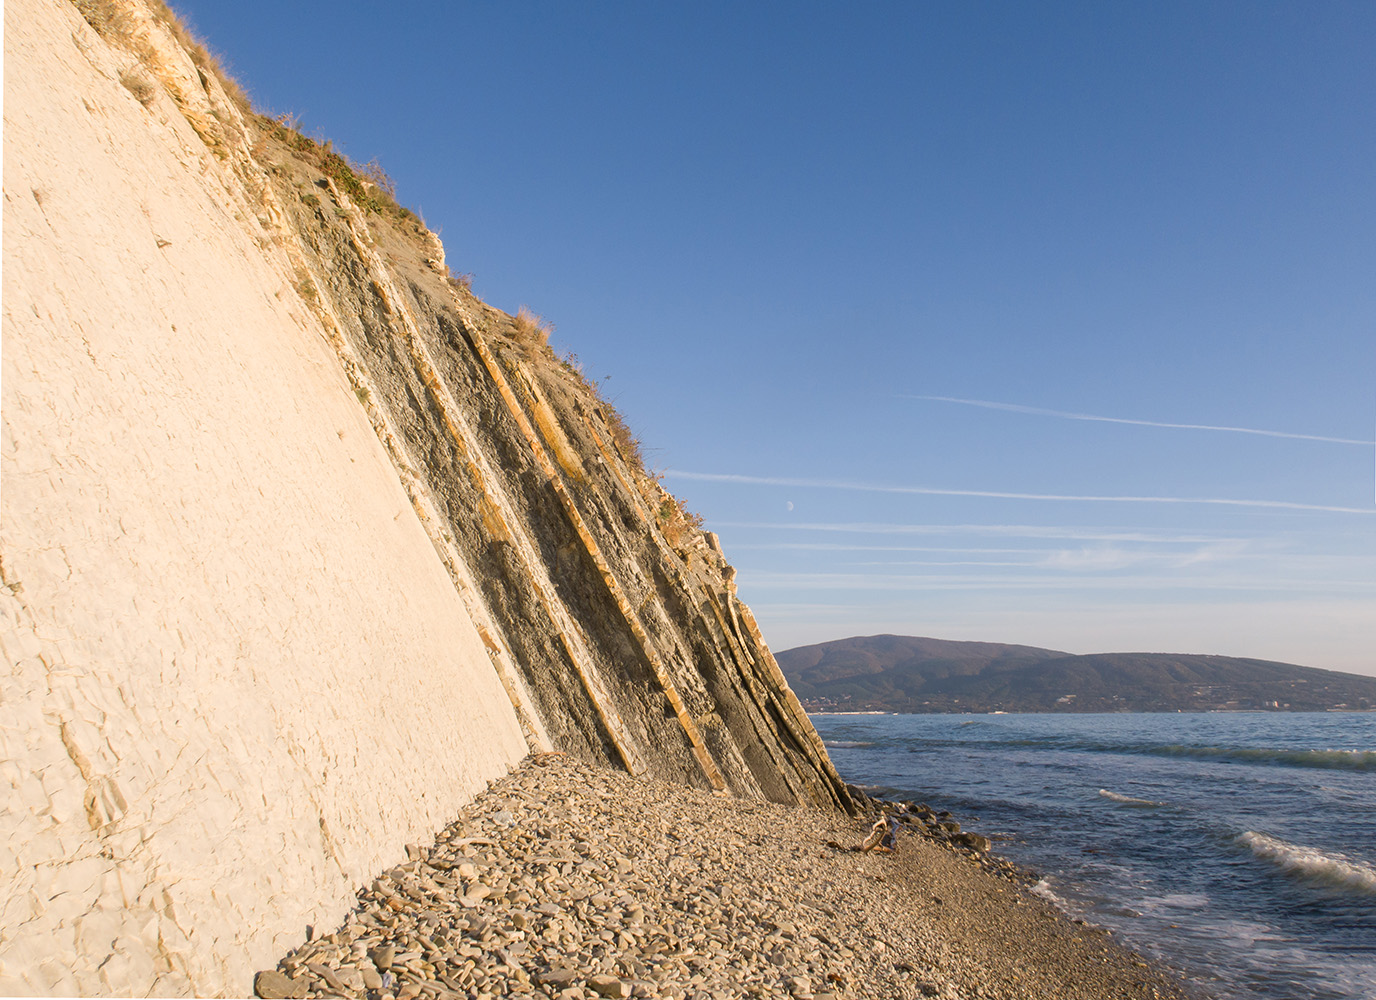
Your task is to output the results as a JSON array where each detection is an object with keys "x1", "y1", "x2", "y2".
[
  {"x1": 903, "y1": 395, "x2": 1374, "y2": 446},
  {"x1": 1036, "y1": 539, "x2": 1252, "y2": 572},
  {"x1": 709, "y1": 521, "x2": 1236, "y2": 543},
  {"x1": 738, "y1": 570, "x2": 1375, "y2": 594},
  {"x1": 832, "y1": 542, "x2": 1252, "y2": 573},
  {"x1": 727, "y1": 542, "x2": 1037, "y2": 554},
  {"x1": 670, "y1": 471, "x2": 1374, "y2": 514}
]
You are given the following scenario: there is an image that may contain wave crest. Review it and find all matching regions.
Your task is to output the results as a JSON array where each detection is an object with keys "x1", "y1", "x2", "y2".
[
  {"x1": 1153, "y1": 745, "x2": 1376, "y2": 771},
  {"x1": 1098, "y1": 788, "x2": 1163, "y2": 807},
  {"x1": 1237, "y1": 831, "x2": 1376, "y2": 894}
]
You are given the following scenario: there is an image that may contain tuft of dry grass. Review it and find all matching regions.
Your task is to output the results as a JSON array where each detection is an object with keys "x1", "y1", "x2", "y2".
[
  {"x1": 510, "y1": 307, "x2": 553, "y2": 359},
  {"x1": 604, "y1": 406, "x2": 645, "y2": 471},
  {"x1": 119, "y1": 67, "x2": 158, "y2": 105},
  {"x1": 556, "y1": 353, "x2": 646, "y2": 472},
  {"x1": 555, "y1": 353, "x2": 702, "y2": 548},
  {"x1": 359, "y1": 159, "x2": 397, "y2": 200}
]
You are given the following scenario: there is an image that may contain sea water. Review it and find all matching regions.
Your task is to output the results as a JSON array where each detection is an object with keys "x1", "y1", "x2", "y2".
[{"x1": 810, "y1": 712, "x2": 1376, "y2": 1000}]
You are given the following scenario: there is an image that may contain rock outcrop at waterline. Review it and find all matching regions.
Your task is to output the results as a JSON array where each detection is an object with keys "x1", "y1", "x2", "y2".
[{"x1": 0, "y1": 0, "x2": 851, "y2": 992}]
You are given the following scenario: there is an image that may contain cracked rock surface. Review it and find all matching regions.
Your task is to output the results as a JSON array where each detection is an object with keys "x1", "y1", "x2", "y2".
[{"x1": 261, "y1": 755, "x2": 1201, "y2": 1000}]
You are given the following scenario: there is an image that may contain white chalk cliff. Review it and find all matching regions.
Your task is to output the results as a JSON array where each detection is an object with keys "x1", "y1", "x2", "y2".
[{"x1": 1, "y1": 0, "x2": 851, "y2": 994}]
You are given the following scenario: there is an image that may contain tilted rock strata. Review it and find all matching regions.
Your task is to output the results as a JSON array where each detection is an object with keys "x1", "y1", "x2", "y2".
[{"x1": 254, "y1": 114, "x2": 849, "y2": 811}]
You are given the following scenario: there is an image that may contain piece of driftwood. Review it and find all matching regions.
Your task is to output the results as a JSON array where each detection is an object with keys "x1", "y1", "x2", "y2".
[{"x1": 860, "y1": 814, "x2": 899, "y2": 853}]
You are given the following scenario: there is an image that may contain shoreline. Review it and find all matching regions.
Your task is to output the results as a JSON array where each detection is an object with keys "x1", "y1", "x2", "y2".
[{"x1": 257, "y1": 755, "x2": 1203, "y2": 1000}]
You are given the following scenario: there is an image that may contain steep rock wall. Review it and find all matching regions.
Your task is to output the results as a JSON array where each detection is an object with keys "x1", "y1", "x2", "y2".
[
  {"x1": 1, "y1": 0, "x2": 853, "y2": 994},
  {"x1": 1, "y1": 1, "x2": 533, "y2": 992}
]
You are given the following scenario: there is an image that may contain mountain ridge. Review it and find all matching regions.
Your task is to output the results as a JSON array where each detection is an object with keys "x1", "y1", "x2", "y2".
[{"x1": 777, "y1": 634, "x2": 1376, "y2": 713}]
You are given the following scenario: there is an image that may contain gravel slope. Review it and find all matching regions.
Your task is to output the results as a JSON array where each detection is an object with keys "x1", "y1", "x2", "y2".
[{"x1": 257, "y1": 755, "x2": 1204, "y2": 1000}]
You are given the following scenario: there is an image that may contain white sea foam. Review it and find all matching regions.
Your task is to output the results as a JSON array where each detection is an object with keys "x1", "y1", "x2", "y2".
[
  {"x1": 1136, "y1": 892, "x2": 1210, "y2": 915},
  {"x1": 1098, "y1": 788, "x2": 1163, "y2": 807},
  {"x1": 1030, "y1": 877, "x2": 1070, "y2": 910},
  {"x1": 1237, "y1": 831, "x2": 1376, "y2": 894},
  {"x1": 823, "y1": 740, "x2": 874, "y2": 749}
]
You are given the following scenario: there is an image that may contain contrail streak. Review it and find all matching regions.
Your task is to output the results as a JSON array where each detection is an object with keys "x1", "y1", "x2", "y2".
[
  {"x1": 666, "y1": 470, "x2": 1375, "y2": 514},
  {"x1": 902, "y1": 395, "x2": 1374, "y2": 446},
  {"x1": 709, "y1": 521, "x2": 1230, "y2": 543}
]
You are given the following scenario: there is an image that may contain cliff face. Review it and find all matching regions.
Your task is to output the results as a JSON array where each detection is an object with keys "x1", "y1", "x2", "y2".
[{"x1": 0, "y1": 0, "x2": 850, "y2": 994}]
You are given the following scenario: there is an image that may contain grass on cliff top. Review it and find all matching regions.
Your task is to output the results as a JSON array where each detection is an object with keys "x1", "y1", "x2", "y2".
[
  {"x1": 258, "y1": 116, "x2": 422, "y2": 225},
  {"x1": 75, "y1": 0, "x2": 423, "y2": 227},
  {"x1": 74, "y1": 0, "x2": 252, "y2": 114}
]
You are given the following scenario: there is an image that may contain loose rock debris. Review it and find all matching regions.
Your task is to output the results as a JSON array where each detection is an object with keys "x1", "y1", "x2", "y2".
[{"x1": 259, "y1": 754, "x2": 1200, "y2": 1000}]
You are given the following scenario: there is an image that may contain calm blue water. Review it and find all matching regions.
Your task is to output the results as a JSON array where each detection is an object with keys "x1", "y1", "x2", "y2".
[{"x1": 811, "y1": 712, "x2": 1376, "y2": 1000}]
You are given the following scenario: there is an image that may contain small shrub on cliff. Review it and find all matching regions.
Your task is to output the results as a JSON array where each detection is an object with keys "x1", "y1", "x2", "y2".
[{"x1": 656, "y1": 493, "x2": 705, "y2": 549}]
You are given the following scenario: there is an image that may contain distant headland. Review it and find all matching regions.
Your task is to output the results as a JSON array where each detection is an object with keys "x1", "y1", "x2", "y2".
[{"x1": 778, "y1": 634, "x2": 1376, "y2": 713}]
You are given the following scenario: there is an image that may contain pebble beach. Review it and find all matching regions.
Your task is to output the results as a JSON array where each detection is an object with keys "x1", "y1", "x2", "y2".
[{"x1": 256, "y1": 755, "x2": 1201, "y2": 1000}]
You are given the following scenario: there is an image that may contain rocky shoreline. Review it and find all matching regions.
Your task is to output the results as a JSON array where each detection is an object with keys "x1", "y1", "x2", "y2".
[{"x1": 256, "y1": 755, "x2": 1202, "y2": 1000}]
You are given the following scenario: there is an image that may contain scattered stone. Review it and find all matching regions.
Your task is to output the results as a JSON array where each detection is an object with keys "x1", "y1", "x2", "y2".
[
  {"x1": 956, "y1": 832, "x2": 991, "y2": 853},
  {"x1": 253, "y1": 969, "x2": 305, "y2": 999},
  {"x1": 262, "y1": 754, "x2": 1194, "y2": 1000},
  {"x1": 588, "y1": 972, "x2": 630, "y2": 997},
  {"x1": 536, "y1": 968, "x2": 579, "y2": 988}
]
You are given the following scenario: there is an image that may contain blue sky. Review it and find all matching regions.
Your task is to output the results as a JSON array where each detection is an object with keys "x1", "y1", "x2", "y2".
[{"x1": 176, "y1": 1, "x2": 1375, "y2": 674}]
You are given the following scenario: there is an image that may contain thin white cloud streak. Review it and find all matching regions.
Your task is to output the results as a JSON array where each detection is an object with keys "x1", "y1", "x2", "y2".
[
  {"x1": 845, "y1": 560, "x2": 1048, "y2": 568},
  {"x1": 728, "y1": 542, "x2": 1041, "y2": 554},
  {"x1": 848, "y1": 553, "x2": 1231, "y2": 572},
  {"x1": 671, "y1": 471, "x2": 1375, "y2": 514},
  {"x1": 710, "y1": 521, "x2": 1235, "y2": 543},
  {"x1": 737, "y1": 571, "x2": 1375, "y2": 594},
  {"x1": 732, "y1": 539, "x2": 1262, "y2": 571},
  {"x1": 903, "y1": 395, "x2": 1375, "y2": 446}
]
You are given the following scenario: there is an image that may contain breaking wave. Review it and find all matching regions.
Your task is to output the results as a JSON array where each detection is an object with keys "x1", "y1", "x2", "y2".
[
  {"x1": 1237, "y1": 831, "x2": 1376, "y2": 894},
  {"x1": 823, "y1": 740, "x2": 875, "y2": 749},
  {"x1": 1030, "y1": 877, "x2": 1071, "y2": 910},
  {"x1": 1098, "y1": 788, "x2": 1163, "y2": 807},
  {"x1": 947, "y1": 734, "x2": 1375, "y2": 772},
  {"x1": 1153, "y1": 745, "x2": 1376, "y2": 772}
]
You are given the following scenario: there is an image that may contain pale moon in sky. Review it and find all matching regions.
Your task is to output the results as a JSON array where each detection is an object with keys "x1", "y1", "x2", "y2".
[{"x1": 786, "y1": 501, "x2": 794, "y2": 511}]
